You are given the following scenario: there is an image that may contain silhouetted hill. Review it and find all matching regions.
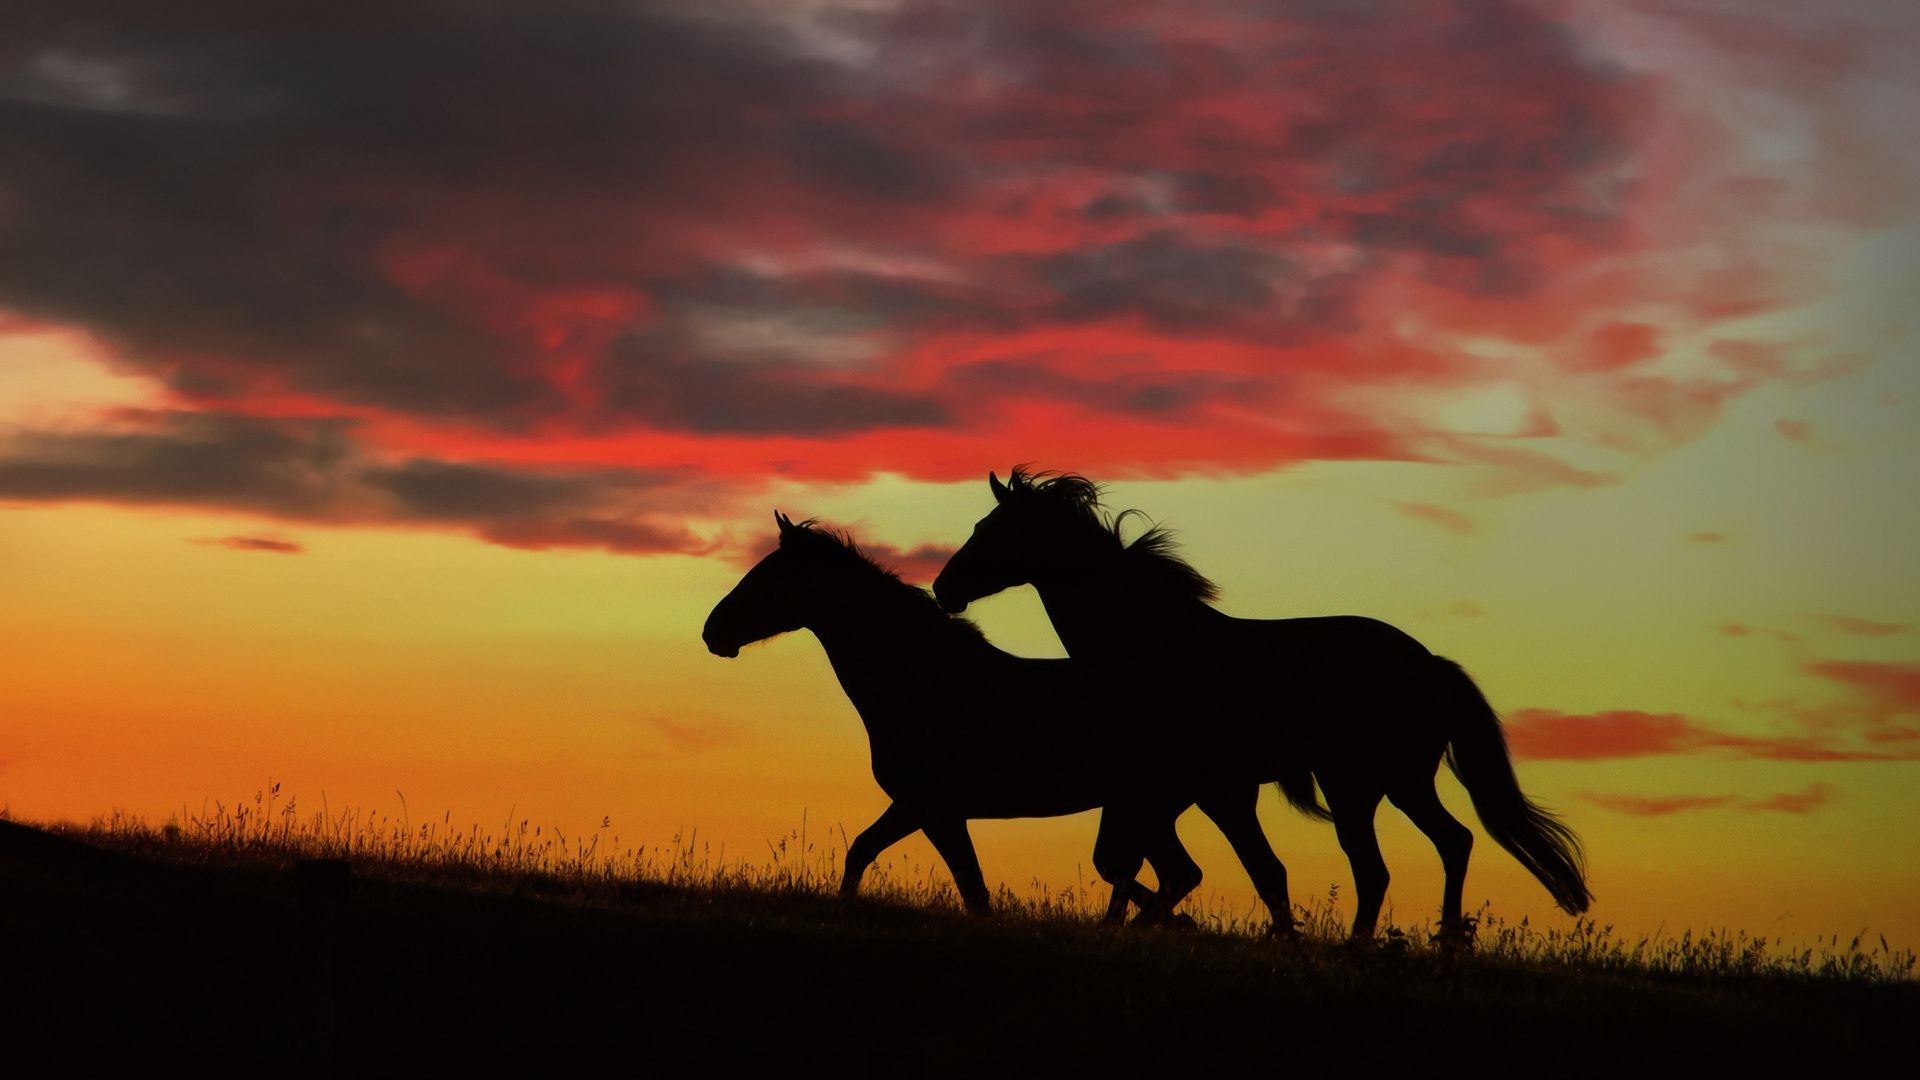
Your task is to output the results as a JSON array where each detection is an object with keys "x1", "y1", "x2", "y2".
[{"x1": 0, "y1": 818, "x2": 1908, "y2": 1072}]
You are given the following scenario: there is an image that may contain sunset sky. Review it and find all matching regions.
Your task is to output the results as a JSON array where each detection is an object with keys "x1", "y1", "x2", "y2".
[{"x1": 3, "y1": 1, "x2": 1916, "y2": 947}]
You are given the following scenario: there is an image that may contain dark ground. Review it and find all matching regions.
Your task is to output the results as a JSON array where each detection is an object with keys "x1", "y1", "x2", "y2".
[{"x1": 0, "y1": 820, "x2": 1910, "y2": 1073}]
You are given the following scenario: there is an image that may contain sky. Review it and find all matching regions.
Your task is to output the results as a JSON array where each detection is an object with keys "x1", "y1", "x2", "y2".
[{"x1": 2, "y1": 0, "x2": 1917, "y2": 947}]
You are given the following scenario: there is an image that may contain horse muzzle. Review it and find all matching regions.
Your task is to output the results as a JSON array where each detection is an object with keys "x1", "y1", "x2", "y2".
[
  {"x1": 930, "y1": 578, "x2": 970, "y2": 614},
  {"x1": 701, "y1": 624, "x2": 742, "y2": 658}
]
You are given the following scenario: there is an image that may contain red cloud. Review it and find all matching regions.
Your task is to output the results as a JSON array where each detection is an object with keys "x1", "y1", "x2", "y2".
[
  {"x1": 1397, "y1": 502, "x2": 1477, "y2": 536},
  {"x1": 1580, "y1": 783, "x2": 1836, "y2": 817},
  {"x1": 1508, "y1": 710, "x2": 1702, "y2": 760},
  {"x1": 194, "y1": 536, "x2": 304, "y2": 554},
  {"x1": 1803, "y1": 661, "x2": 1920, "y2": 721},
  {"x1": 865, "y1": 542, "x2": 960, "y2": 585},
  {"x1": 641, "y1": 716, "x2": 738, "y2": 754},
  {"x1": 1505, "y1": 708, "x2": 1912, "y2": 762},
  {"x1": 0, "y1": 1, "x2": 1907, "y2": 549},
  {"x1": 1690, "y1": 532, "x2": 1730, "y2": 544},
  {"x1": 1806, "y1": 614, "x2": 1910, "y2": 638},
  {"x1": 1579, "y1": 792, "x2": 1737, "y2": 817},
  {"x1": 1775, "y1": 419, "x2": 1812, "y2": 442},
  {"x1": 1577, "y1": 322, "x2": 1662, "y2": 372},
  {"x1": 1749, "y1": 783, "x2": 1836, "y2": 814}
]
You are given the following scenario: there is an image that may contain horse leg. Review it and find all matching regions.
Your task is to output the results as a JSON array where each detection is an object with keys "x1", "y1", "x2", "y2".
[
  {"x1": 1198, "y1": 784, "x2": 1296, "y2": 937},
  {"x1": 922, "y1": 817, "x2": 993, "y2": 915},
  {"x1": 841, "y1": 802, "x2": 921, "y2": 899},
  {"x1": 1387, "y1": 778, "x2": 1475, "y2": 944},
  {"x1": 1136, "y1": 809, "x2": 1201, "y2": 926},
  {"x1": 1327, "y1": 786, "x2": 1388, "y2": 939},
  {"x1": 1092, "y1": 807, "x2": 1155, "y2": 923}
]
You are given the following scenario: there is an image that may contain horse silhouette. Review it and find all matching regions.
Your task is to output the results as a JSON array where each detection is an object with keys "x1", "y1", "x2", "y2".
[
  {"x1": 703, "y1": 511, "x2": 1204, "y2": 920},
  {"x1": 932, "y1": 469, "x2": 1591, "y2": 941}
]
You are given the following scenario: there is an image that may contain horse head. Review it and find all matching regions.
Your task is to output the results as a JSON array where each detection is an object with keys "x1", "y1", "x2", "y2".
[
  {"x1": 703, "y1": 510, "x2": 822, "y2": 657},
  {"x1": 933, "y1": 468, "x2": 1098, "y2": 613}
]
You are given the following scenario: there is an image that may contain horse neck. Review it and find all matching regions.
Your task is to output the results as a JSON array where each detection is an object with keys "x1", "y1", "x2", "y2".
[
  {"x1": 805, "y1": 580, "x2": 964, "y2": 729},
  {"x1": 1032, "y1": 552, "x2": 1214, "y2": 661}
]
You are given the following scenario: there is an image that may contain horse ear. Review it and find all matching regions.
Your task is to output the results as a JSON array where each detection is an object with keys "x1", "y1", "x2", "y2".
[
  {"x1": 775, "y1": 510, "x2": 795, "y2": 536},
  {"x1": 989, "y1": 471, "x2": 1008, "y2": 503}
]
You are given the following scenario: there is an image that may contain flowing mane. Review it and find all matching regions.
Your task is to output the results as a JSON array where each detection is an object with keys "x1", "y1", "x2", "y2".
[
  {"x1": 1002, "y1": 466, "x2": 1220, "y2": 604},
  {"x1": 780, "y1": 519, "x2": 990, "y2": 643}
]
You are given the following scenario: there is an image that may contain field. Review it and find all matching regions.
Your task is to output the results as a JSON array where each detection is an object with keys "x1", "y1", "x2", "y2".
[{"x1": 1, "y1": 794, "x2": 1911, "y2": 1072}]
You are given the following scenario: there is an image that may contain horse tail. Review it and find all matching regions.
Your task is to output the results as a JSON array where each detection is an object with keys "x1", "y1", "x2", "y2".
[
  {"x1": 1276, "y1": 768, "x2": 1332, "y2": 822},
  {"x1": 1435, "y1": 657, "x2": 1592, "y2": 914}
]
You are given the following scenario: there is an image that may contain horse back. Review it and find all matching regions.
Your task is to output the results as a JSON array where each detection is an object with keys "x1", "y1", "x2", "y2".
[{"x1": 1237, "y1": 613, "x2": 1431, "y2": 662}]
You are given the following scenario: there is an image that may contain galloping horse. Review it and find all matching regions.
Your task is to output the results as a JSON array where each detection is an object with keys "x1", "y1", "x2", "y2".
[
  {"x1": 931, "y1": 469, "x2": 1591, "y2": 940},
  {"x1": 703, "y1": 511, "x2": 1204, "y2": 920}
]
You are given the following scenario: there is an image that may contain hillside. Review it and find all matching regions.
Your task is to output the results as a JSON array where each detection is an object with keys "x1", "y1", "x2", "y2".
[{"x1": 0, "y1": 815, "x2": 1910, "y2": 1072}]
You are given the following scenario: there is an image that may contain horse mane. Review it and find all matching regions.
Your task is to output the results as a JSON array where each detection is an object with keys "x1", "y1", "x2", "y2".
[
  {"x1": 780, "y1": 519, "x2": 989, "y2": 643},
  {"x1": 1003, "y1": 466, "x2": 1220, "y2": 604}
]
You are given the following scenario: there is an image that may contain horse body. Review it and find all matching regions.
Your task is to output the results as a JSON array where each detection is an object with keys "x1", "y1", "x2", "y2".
[
  {"x1": 933, "y1": 469, "x2": 1592, "y2": 940},
  {"x1": 703, "y1": 512, "x2": 1200, "y2": 917},
  {"x1": 817, "y1": 634, "x2": 1109, "y2": 818}
]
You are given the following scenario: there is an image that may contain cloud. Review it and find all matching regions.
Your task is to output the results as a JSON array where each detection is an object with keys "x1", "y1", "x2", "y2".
[
  {"x1": 1805, "y1": 614, "x2": 1910, "y2": 637},
  {"x1": 1775, "y1": 418, "x2": 1812, "y2": 442},
  {"x1": 1397, "y1": 502, "x2": 1477, "y2": 536},
  {"x1": 1574, "y1": 322, "x2": 1662, "y2": 372},
  {"x1": 0, "y1": 410, "x2": 712, "y2": 554},
  {"x1": 1717, "y1": 622, "x2": 1800, "y2": 644},
  {"x1": 1689, "y1": 532, "x2": 1730, "y2": 543},
  {"x1": 1579, "y1": 782, "x2": 1837, "y2": 817},
  {"x1": 641, "y1": 715, "x2": 738, "y2": 754},
  {"x1": 0, "y1": 411, "x2": 353, "y2": 515},
  {"x1": 857, "y1": 541, "x2": 957, "y2": 585},
  {"x1": 1508, "y1": 709, "x2": 1706, "y2": 760},
  {"x1": 595, "y1": 333, "x2": 950, "y2": 435},
  {"x1": 1579, "y1": 792, "x2": 1737, "y2": 816},
  {"x1": 1749, "y1": 783, "x2": 1836, "y2": 813},
  {"x1": 1802, "y1": 660, "x2": 1920, "y2": 721},
  {"x1": 0, "y1": 0, "x2": 1905, "y2": 536},
  {"x1": 1504, "y1": 707, "x2": 1913, "y2": 762},
  {"x1": 193, "y1": 535, "x2": 303, "y2": 553}
]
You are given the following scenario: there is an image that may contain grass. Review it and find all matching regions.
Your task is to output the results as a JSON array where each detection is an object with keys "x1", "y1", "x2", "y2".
[
  {"x1": 1, "y1": 788, "x2": 1913, "y2": 1070},
  {"x1": 64, "y1": 785, "x2": 1917, "y2": 984}
]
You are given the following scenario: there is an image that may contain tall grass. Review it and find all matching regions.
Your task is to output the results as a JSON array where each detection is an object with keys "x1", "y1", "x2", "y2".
[{"x1": 41, "y1": 785, "x2": 1918, "y2": 984}]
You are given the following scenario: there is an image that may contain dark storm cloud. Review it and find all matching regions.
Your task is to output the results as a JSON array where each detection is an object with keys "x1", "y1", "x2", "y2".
[
  {"x1": 597, "y1": 332, "x2": 949, "y2": 435},
  {"x1": 0, "y1": 1, "x2": 836, "y2": 423},
  {"x1": 946, "y1": 360, "x2": 1269, "y2": 419},
  {"x1": 790, "y1": 121, "x2": 958, "y2": 203},
  {"x1": 1035, "y1": 231, "x2": 1296, "y2": 332},
  {"x1": 363, "y1": 461, "x2": 624, "y2": 522},
  {"x1": 1167, "y1": 171, "x2": 1284, "y2": 218},
  {"x1": 5, "y1": 0, "x2": 1838, "y2": 501},
  {"x1": 0, "y1": 411, "x2": 351, "y2": 514},
  {"x1": 0, "y1": 411, "x2": 706, "y2": 553}
]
